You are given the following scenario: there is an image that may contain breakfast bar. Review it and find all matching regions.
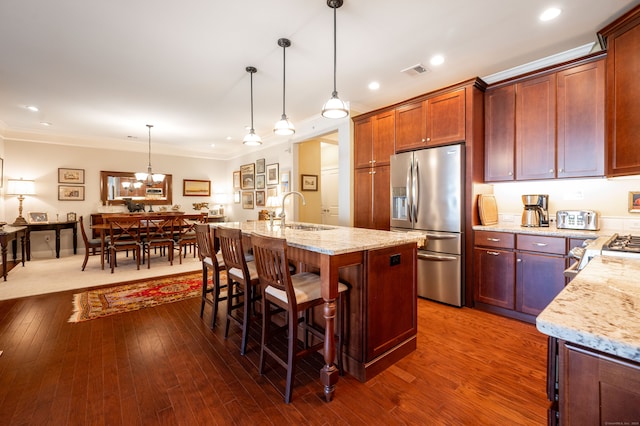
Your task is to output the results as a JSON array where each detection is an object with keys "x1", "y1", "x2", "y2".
[{"x1": 211, "y1": 221, "x2": 425, "y2": 401}]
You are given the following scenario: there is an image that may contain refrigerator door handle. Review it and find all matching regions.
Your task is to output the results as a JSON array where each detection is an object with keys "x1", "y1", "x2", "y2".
[
  {"x1": 418, "y1": 252, "x2": 458, "y2": 262},
  {"x1": 413, "y1": 159, "x2": 419, "y2": 221},
  {"x1": 406, "y1": 162, "x2": 413, "y2": 223}
]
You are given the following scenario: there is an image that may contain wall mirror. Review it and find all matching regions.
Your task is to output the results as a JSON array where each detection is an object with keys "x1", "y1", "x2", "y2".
[{"x1": 100, "y1": 171, "x2": 172, "y2": 206}]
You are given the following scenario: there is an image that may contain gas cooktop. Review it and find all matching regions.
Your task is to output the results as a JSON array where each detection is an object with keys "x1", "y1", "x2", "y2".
[{"x1": 602, "y1": 234, "x2": 640, "y2": 255}]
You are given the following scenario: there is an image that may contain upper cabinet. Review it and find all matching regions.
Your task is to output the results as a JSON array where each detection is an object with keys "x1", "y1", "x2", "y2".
[
  {"x1": 354, "y1": 110, "x2": 395, "y2": 169},
  {"x1": 556, "y1": 60, "x2": 605, "y2": 178},
  {"x1": 598, "y1": 5, "x2": 640, "y2": 177},
  {"x1": 395, "y1": 88, "x2": 465, "y2": 152},
  {"x1": 484, "y1": 54, "x2": 606, "y2": 182}
]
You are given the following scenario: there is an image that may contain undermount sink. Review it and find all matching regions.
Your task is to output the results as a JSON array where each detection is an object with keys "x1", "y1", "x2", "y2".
[{"x1": 284, "y1": 224, "x2": 334, "y2": 231}]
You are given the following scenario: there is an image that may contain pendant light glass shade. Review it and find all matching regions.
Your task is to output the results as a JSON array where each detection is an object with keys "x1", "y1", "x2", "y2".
[
  {"x1": 136, "y1": 124, "x2": 165, "y2": 184},
  {"x1": 274, "y1": 38, "x2": 295, "y2": 135},
  {"x1": 243, "y1": 66, "x2": 262, "y2": 146},
  {"x1": 322, "y1": 0, "x2": 348, "y2": 119}
]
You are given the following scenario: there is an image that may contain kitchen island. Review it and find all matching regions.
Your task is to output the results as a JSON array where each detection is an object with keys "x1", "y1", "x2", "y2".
[
  {"x1": 210, "y1": 221, "x2": 425, "y2": 401},
  {"x1": 536, "y1": 256, "x2": 640, "y2": 424}
]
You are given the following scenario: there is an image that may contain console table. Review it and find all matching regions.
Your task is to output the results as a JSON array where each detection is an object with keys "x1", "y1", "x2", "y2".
[
  {"x1": 1, "y1": 225, "x2": 26, "y2": 281},
  {"x1": 25, "y1": 221, "x2": 77, "y2": 260}
]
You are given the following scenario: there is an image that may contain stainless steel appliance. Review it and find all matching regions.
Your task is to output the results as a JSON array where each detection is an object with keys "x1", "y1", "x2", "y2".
[
  {"x1": 556, "y1": 210, "x2": 599, "y2": 230},
  {"x1": 521, "y1": 194, "x2": 549, "y2": 227},
  {"x1": 390, "y1": 144, "x2": 464, "y2": 307},
  {"x1": 564, "y1": 233, "x2": 640, "y2": 278}
]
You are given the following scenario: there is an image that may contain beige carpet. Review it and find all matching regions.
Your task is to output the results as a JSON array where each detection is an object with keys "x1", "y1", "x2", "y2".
[{"x1": 0, "y1": 250, "x2": 201, "y2": 301}]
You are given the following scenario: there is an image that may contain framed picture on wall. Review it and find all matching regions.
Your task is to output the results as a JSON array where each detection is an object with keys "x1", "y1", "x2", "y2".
[
  {"x1": 266, "y1": 163, "x2": 279, "y2": 185},
  {"x1": 58, "y1": 185, "x2": 85, "y2": 201},
  {"x1": 629, "y1": 191, "x2": 640, "y2": 213},
  {"x1": 242, "y1": 191, "x2": 254, "y2": 209},
  {"x1": 255, "y1": 190, "x2": 265, "y2": 207},
  {"x1": 28, "y1": 212, "x2": 49, "y2": 224},
  {"x1": 255, "y1": 174, "x2": 265, "y2": 189},
  {"x1": 240, "y1": 163, "x2": 255, "y2": 190},
  {"x1": 183, "y1": 179, "x2": 211, "y2": 196},
  {"x1": 233, "y1": 171, "x2": 241, "y2": 189},
  {"x1": 256, "y1": 158, "x2": 266, "y2": 174},
  {"x1": 58, "y1": 168, "x2": 85, "y2": 184},
  {"x1": 301, "y1": 174, "x2": 318, "y2": 191}
]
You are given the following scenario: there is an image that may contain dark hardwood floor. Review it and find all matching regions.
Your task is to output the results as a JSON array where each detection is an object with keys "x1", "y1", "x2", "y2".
[{"x1": 0, "y1": 284, "x2": 548, "y2": 425}]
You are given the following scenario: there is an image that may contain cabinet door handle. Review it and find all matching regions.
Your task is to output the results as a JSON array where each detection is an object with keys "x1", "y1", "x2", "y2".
[
  {"x1": 426, "y1": 137, "x2": 431, "y2": 142},
  {"x1": 549, "y1": 169, "x2": 554, "y2": 173},
  {"x1": 508, "y1": 171, "x2": 513, "y2": 176},
  {"x1": 487, "y1": 238, "x2": 500, "y2": 242},
  {"x1": 559, "y1": 168, "x2": 564, "y2": 173},
  {"x1": 517, "y1": 258, "x2": 522, "y2": 263},
  {"x1": 534, "y1": 242, "x2": 548, "y2": 247},
  {"x1": 371, "y1": 159, "x2": 376, "y2": 164},
  {"x1": 421, "y1": 138, "x2": 426, "y2": 142},
  {"x1": 487, "y1": 251, "x2": 500, "y2": 256}
]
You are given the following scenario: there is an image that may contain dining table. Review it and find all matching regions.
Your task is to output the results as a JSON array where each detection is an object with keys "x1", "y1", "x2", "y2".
[{"x1": 210, "y1": 220, "x2": 425, "y2": 402}]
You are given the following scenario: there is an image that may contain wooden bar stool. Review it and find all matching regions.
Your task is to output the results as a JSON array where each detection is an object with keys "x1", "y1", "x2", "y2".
[
  {"x1": 217, "y1": 226, "x2": 261, "y2": 355},
  {"x1": 251, "y1": 233, "x2": 349, "y2": 403},
  {"x1": 195, "y1": 223, "x2": 226, "y2": 328}
]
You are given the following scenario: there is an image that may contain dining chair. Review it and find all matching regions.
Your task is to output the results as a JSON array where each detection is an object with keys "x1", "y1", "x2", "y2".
[
  {"x1": 194, "y1": 223, "x2": 227, "y2": 328},
  {"x1": 174, "y1": 213, "x2": 206, "y2": 264},
  {"x1": 106, "y1": 215, "x2": 143, "y2": 273},
  {"x1": 79, "y1": 215, "x2": 106, "y2": 271},
  {"x1": 217, "y1": 226, "x2": 261, "y2": 355},
  {"x1": 141, "y1": 215, "x2": 175, "y2": 268},
  {"x1": 250, "y1": 233, "x2": 349, "y2": 403}
]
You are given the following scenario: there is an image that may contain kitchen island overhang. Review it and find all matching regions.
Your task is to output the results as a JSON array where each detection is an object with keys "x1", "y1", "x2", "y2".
[{"x1": 210, "y1": 221, "x2": 425, "y2": 401}]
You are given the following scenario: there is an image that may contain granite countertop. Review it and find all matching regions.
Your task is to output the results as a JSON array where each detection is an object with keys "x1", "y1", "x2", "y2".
[
  {"x1": 473, "y1": 222, "x2": 611, "y2": 239},
  {"x1": 211, "y1": 221, "x2": 425, "y2": 255},
  {"x1": 536, "y1": 256, "x2": 640, "y2": 362}
]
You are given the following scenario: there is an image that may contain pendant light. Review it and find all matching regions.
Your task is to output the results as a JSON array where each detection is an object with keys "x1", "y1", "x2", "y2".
[
  {"x1": 273, "y1": 38, "x2": 295, "y2": 135},
  {"x1": 321, "y1": 0, "x2": 348, "y2": 119},
  {"x1": 135, "y1": 124, "x2": 165, "y2": 184},
  {"x1": 243, "y1": 66, "x2": 262, "y2": 146}
]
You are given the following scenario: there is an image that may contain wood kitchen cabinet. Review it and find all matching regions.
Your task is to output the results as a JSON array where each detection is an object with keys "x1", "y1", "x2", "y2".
[
  {"x1": 353, "y1": 110, "x2": 394, "y2": 231},
  {"x1": 484, "y1": 54, "x2": 606, "y2": 182},
  {"x1": 484, "y1": 85, "x2": 516, "y2": 181},
  {"x1": 598, "y1": 5, "x2": 640, "y2": 177},
  {"x1": 474, "y1": 231, "x2": 567, "y2": 323},
  {"x1": 556, "y1": 59, "x2": 605, "y2": 178},
  {"x1": 395, "y1": 88, "x2": 465, "y2": 152},
  {"x1": 515, "y1": 74, "x2": 557, "y2": 180},
  {"x1": 516, "y1": 234, "x2": 567, "y2": 316},
  {"x1": 474, "y1": 231, "x2": 516, "y2": 309},
  {"x1": 354, "y1": 165, "x2": 390, "y2": 230},
  {"x1": 557, "y1": 340, "x2": 640, "y2": 425}
]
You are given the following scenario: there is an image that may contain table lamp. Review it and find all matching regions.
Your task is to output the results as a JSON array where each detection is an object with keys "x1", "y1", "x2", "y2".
[
  {"x1": 266, "y1": 195, "x2": 282, "y2": 227},
  {"x1": 7, "y1": 178, "x2": 36, "y2": 226},
  {"x1": 213, "y1": 193, "x2": 229, "y2": 216}
]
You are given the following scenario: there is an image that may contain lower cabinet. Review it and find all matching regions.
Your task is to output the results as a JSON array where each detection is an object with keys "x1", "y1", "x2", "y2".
[
  {"x1": 474, "y1": 230, "x2": 568, "y2": 323},
  {"x1": 556, "y1": 340, "x2": 640, "y2": 425}
]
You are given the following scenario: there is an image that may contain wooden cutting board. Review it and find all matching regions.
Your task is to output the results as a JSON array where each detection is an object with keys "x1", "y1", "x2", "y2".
[{"x1": 478, "y1": 194, "x2": 498, "y2": 225}]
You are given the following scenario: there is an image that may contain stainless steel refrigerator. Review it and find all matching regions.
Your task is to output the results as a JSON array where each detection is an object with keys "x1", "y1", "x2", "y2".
[{"x1": 390, "y1": 144, "x2": 464, "y2": 307}]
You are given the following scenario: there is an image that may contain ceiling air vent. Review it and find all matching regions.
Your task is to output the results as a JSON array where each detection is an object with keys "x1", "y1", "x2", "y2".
[{"x1": 401, "y1": 63, "x2": 430, "y2": 76}]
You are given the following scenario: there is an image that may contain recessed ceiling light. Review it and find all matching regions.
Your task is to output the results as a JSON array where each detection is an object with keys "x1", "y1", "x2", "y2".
[
  {"x1": 540, "y1": 7, "x2": 561, "y2": 21},
  {"x1": 40, "y1": 121, "x2": 52, "y2": 126},
  {"x1": 210, "y1": 143, "x2": 216, "y2": 148},
  {"x1": 368, "y1": 81, "x2": 380, "y2": 90},
  {"x1": 226, "y1": 136, "x2": 232, "y2": 140},
  {"x1": 26, "y1": 105, "x2": 39, "y2": 112},
  {"x1": 430, "y1": 55, "x2": 445, "y2": 66}
]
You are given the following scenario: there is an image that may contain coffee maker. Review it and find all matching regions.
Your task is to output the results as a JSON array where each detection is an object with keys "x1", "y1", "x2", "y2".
[{"x1": 521, "y1": 194, "x2": 549, "y2": 227}]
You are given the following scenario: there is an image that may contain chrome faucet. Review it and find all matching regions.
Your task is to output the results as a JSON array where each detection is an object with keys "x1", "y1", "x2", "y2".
[{"x1": 279, "y1": 191, "x2": 306, "y2": 228}]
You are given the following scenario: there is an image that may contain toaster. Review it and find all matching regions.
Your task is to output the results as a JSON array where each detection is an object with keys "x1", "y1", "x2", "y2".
[{"x1": 556, "y1": 210, "x2": 599, "y2": 230}]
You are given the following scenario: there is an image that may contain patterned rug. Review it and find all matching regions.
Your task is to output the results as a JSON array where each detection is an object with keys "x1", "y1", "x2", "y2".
[{"x1": 68, "y1": 272, "x2": 202, "y2": 322}]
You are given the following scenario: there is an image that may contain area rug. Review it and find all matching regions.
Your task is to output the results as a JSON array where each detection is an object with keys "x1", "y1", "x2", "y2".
[{"x1": 68, "y1": 272, "x2": 202, "y2": 323}]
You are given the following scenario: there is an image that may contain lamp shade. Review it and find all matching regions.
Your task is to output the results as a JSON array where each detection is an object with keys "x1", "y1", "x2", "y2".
[
  {"x1": 266, "y1": 195, "x2": 282, "y2": 208},
  {"x1": 7, "y1": 178, "x2": 36, "y2": 196}
]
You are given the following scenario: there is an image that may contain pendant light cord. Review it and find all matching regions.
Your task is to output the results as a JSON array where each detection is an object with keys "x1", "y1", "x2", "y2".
[
  {"x1": 332, "y1": 3, "x2": 338, "y2": 96},
  {"x1": 282, "y1": 44, "x2": 287, "y2": 117},
  {"x1": 147, "y1": 124, "x2": 153, "y2": 171},
  {"x1": 250, "y1": 70, "x2": 255, "y2": 131}
]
